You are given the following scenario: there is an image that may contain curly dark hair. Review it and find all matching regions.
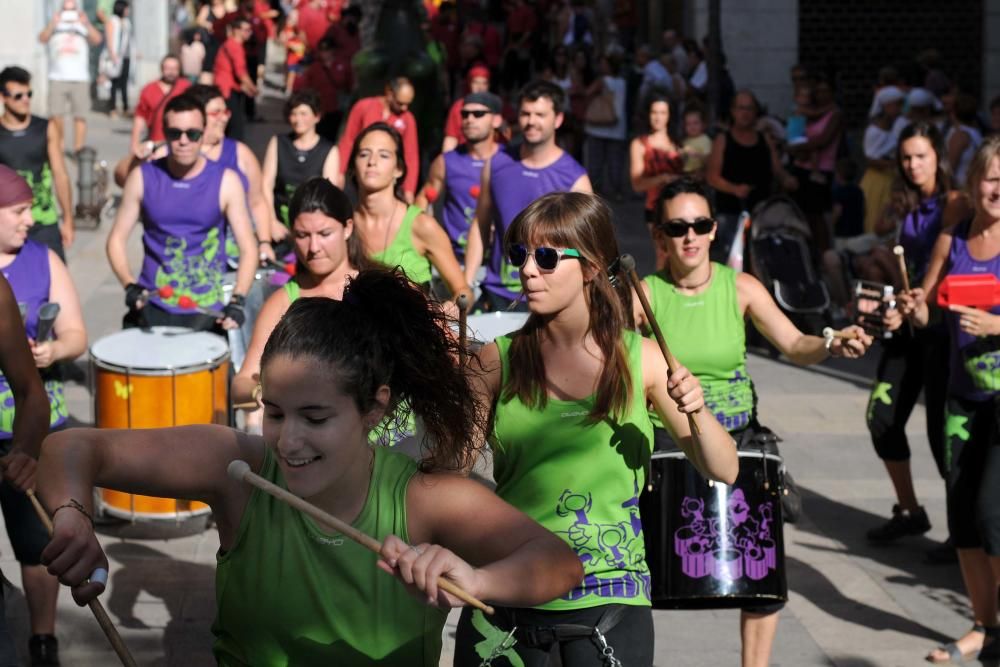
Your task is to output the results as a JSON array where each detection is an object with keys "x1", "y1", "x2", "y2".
[{"x1": 260, "y1": 268, "x2": 485, "y2": 472}]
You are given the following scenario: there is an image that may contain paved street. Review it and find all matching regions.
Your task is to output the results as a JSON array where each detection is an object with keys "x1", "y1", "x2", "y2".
[{"x1": 0, "y1": 92, "x2": 977, "y2": 666}]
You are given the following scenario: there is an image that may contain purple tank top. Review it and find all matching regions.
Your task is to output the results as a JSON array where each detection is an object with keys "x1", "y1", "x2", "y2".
[
  {"x1": 442, "y1": 146, "x2": 486, "y2": 262},
  {"x1": 485, "y1": 148, "x2": 587, "y2": 300},
  {"x1": 945, "y1": 220, "x2": 1000, "y2": 401},
  {"x1": 139, "y1": 158, "x2": 228, "y2": 314},
  {"x1": 0, "y1": 240, "x2": 66, "y2": 436},
  {"x1": 898, "y1": 194, "x2": 943, "y2": 284},
  {"x1": 213, "y1": 138, "x2": 248, "y2": 191}
]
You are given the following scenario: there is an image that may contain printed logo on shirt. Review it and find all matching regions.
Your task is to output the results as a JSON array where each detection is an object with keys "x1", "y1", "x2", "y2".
[
  {"x1": 521, "y1": 170, "x2": 539, "y2": 178},
  {"x1": 393, "y1": 119, "x2": 405, "y2": 131},
  {"x1": 172, "y1": 182, "x2": 191, "y2": 189},
  {"x1": 560, "y1": 410, "x2": 588, "y2": 418}
]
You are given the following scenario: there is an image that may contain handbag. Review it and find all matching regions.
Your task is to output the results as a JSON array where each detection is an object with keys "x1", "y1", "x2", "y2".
[{"x1": 585, "y1": 87, "x2": 617, "y2": 126}]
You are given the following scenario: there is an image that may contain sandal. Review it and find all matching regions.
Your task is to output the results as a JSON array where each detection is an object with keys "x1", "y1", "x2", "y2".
[{"x1": 926, "y1": 625, "x2": 987, "y2": 663}]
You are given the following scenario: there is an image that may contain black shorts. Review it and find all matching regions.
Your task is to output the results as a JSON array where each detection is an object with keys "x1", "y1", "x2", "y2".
[{"x1": 944, "y1": 394, "x2": 1000, "y2": 552}]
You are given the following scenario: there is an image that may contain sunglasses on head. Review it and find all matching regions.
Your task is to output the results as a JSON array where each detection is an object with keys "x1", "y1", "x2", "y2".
[
  {"x1": 507, "y1": 244, "x2": 581, "y2": 270},
  {"x1": 460, "y1": 109, "x2": 490, "y2": 119},
  {"x1": 3, "y1": 90, "x2": 31, "y2": 101},
  {"x1": 657, "y1": 217, "x2": 715, "y2": 238},
  {"x1": 164, "y1": 127, "x2": 204, "y2": 142}
]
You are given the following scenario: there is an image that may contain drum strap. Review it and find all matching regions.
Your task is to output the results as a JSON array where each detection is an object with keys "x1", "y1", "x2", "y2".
[{"x1": 511, "y1": 605, "x2": 626, "y2": 666}]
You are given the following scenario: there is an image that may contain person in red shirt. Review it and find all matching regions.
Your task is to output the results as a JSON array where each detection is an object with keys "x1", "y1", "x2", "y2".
[
  {"x1": 442, "y1": 65, "x2": 490, "y2": 152},
  {"x1": 337, "y1": 77, "x2": 420, "y2": 201},
  {"x1": 291, "y1": 0, "x2": 334, "y2": 52},
  {"x1": 321, "y1": 4, "x2": 362, "y2": 63},
  {"x1": 295, "y1": 37, "x2": 353, "y2": 142},
  {"x1": 213, "y1": 18, "x2": 258, "y2": 141}
]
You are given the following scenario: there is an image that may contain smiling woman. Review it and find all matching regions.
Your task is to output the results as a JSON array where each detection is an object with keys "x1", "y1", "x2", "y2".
[{"x1": 36, "y1": 267, "x2": 584, "y2": 666}]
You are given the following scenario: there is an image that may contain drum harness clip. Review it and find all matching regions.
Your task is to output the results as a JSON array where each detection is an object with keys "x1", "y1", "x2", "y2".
[{"x1": 479, "y1": 606, "x2": 626, "y2": 667}]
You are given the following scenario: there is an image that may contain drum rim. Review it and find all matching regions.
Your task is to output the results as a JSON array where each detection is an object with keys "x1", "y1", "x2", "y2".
[
  {"x1": 90, "y1": 326, "x2": 230, "y2": 375},
  {"x1": 652, "y1": 451, "x2": 785, "y2": 464}
]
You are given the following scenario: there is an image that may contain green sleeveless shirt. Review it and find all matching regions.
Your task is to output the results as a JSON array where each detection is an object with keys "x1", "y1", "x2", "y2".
[
  {"x1": 213, "y1": 446, "x2": 447, "y2": 666},
  {"x1": 644, "y1": 263, "x2": 755, "y2": 431},
  {"x1": 370, "y1": 205, "x2": 432, "y2": 285},
  {"x1": 492, "y1": 330, "x2": 654, "y2": 610}
]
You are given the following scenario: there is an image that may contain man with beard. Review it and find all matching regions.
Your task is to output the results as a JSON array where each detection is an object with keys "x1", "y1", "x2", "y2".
[
  {"x1": 466, "y1": 80, "x2": 591, "y2": 312},
  {"x1": 0, "y1": 67, "x2": 74, "y2": 261},
  {"x1": 114, "y1": 55, "x2": 192, "y2": 186},
  {"x1": 106, "y1": 94, "x2": 257, "y2": 332},
  {"x1": 417, "y1": 91, "x2": 502, "y2": 266}
]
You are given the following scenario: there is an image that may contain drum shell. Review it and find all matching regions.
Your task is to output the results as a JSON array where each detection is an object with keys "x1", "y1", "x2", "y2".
[
  {"x1": 91, "y1": 329, "x2": 229, "y2": 520},
  {"x1": 641, "y1": 451, "x2": 788, "y2": 609}
]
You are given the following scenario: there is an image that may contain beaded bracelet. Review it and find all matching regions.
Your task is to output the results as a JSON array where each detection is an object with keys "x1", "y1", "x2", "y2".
[{"x1": 52, "y1": 498, "x2": 94, "y2": 527}]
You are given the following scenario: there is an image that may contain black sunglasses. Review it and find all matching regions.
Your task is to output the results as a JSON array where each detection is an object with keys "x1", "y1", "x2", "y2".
[
  {"x1": 460, "y1": 109, "x2": 490, "y2": 119},
  {"x1": 657, "y1": 217, "x2": 715, "y2": 238},
  {"x1": 3, "y1": 90, "x2": 31, "y2": 101},
  {"x1": 507, "y1": 244, "x2": 581, "y2": 271},
  {"x1": 164, "y1": 127, "x2": 204, "y2": 142}
]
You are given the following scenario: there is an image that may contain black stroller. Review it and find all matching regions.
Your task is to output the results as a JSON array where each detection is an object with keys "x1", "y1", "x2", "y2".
[{"x1": 747, "y1": 196, "x2": 831, "y2": 337}]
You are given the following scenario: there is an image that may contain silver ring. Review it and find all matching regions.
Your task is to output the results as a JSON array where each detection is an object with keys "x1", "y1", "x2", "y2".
[{"x1": 89, "y1": 567, "x2": 109, "y2": 587}]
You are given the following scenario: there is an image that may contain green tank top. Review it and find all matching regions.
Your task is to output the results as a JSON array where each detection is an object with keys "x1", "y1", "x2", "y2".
[
  {"x1": 370, "y1": 205, "x2": 432, "y2": 285},
  {"x1": 644, "y1": 263, "x2": 755, "y2": 432},
  {"x1": 213, "y1": 446, "x2": 447, "y2": 666},
  {"x1": 492, "y1": 330, "x2": 654, "y2": 610},
  {"x1": 282, "y1": 278, "x2": 300, "y2": 302}
]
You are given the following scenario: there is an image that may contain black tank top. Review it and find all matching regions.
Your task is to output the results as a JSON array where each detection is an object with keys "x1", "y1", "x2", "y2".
[
  {"x1": 715, "y1": 130, "x2": 772, "y2": 214},
  {"x1": 274, "y1": 133, "x2": 334, "y2": 225},
  {"x1": 0, "y1": 116, "x2": 57, "y2": 225}
]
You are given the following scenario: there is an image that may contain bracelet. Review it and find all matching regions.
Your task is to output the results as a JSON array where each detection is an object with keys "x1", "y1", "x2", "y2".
[
  {"x1": 53, "y1": 498, "x2": 94, "y2": 527},
  {"x1": 229, "y1": 293, "x2": 246, "y2": 307},
  {"x1": 824, "y1": 335, "x2": 835, "y2": 353}
]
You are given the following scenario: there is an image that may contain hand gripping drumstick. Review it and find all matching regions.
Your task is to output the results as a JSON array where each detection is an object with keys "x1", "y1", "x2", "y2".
[
  {"x1": 226, "y1": 460, "x2": 496, "y2": 615},
  {"x1": 616, "y1": 255, "x2": 702, "y2": 435},
  {"x1": 822, "y1": 327, "x2": 860, "y2": 341},
  {"x1": 24, "y1": 491, "x2": 138, "y2": 667},
  {"x1": 892, "y1": 245, "x2": 915, "y2": 335},
  {"x1": 456, "y1": 294, "x2": 469, "y2": 366}
]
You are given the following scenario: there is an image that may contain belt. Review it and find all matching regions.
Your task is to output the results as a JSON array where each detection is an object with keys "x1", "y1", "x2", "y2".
[{"x1": 512, "y1": 605, "x2": 626, "y2": 666}]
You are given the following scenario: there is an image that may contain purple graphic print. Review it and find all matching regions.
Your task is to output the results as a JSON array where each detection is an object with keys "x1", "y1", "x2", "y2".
[{"x1": 674, "y1": 488, "x2": 777, "y2": 582}]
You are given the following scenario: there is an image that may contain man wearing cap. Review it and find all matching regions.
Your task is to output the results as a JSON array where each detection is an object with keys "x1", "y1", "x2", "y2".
[
  {"x1": 0, "y1": 67, "x2": 74, "y2": 261},
  {"x1": 441, "y1": 65, "x2": 492, "y2": 153},
  {"x1": 466, "y1": 80, "x2": 591, "y2": 312},
  {"x1": 337, "y1": 77, "x2": 420, "y2": 201},
  {"x1": 417, "y1": 91, "x2": 502, "y2": 266}
]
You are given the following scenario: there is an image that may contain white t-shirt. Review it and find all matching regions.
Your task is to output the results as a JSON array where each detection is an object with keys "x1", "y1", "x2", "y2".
[{"x1": 48, "y1": 15, "x2": 91, "y2": 82}]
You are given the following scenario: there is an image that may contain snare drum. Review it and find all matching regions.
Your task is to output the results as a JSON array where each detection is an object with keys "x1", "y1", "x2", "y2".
[
  {"x1": 91, "y1": 327, "x2": 229, "y2": 521},
  {"x1": 640, "y1": 449, "x2": 788, "y2": 608},
  {"x1": 466, "y1": 312, "x2": 529, "y2": 346},
  {"x1": 852, "y1": 280, "x2": 895, "y2": 340}
]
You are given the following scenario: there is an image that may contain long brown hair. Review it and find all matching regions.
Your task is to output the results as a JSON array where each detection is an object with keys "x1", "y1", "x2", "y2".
[
  {"x1": 502, "y1": 193, "x2": 635, "y2": 422},
  {"x1": 288, "y1": 177, "x2": 379, "y2": 274}
]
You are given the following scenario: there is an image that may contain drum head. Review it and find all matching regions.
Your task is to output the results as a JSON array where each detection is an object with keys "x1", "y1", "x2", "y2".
[
  {"x1": 91, "y1": 327, "x2": 229, "y2": 374},
  {"x1": 466, "y1": 312, "x2": 529, "y2": 343}
]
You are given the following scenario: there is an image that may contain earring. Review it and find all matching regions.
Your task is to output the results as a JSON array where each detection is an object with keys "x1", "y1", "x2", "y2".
[{"x1": 709, "y1": 234, "x2": 716, "y2": 241}]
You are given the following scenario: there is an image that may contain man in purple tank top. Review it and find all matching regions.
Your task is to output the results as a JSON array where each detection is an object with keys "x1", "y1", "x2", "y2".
[
  {"x1": 466, "y1": 80, "x2": 591, "y2": 312},
  {"x1": 416, "y1": 91, "x2": 502, "y2": 265},
  {"x1": 106, "y1": 94, "x2": 258, "y2": 331}
]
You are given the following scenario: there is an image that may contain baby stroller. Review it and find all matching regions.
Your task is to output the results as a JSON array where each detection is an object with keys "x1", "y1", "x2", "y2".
[{"x1": 747, "y1": 196, "x2": 831, "y2": 336}]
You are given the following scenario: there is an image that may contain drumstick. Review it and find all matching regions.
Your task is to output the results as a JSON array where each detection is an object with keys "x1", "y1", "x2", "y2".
[
  {"x1": 892, "y1": 246, "x2": 915, "y2": 335},
  {"x1": 616, "y1": 255, "x2": 701, "y2": 435},
  {"x1": 456, "y1": 294, "x2": 469, "y2": 366},
  {"x1": 226, "y1": 460, "x2": 495, "y2": 615},
  {"x1": 24, "y1": 490, "x2": 138, "y2": 667},
  {"x1": 233, "y1": 401, "x2": 259, "y2": 410},
  {"x1": 822, "y1": 327, "x2": 860, "y2": 341}
]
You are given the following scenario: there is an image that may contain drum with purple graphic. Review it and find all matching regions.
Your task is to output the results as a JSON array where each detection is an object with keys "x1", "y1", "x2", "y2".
[{"x1": 640, "y1": 449, "x2": 788, "y2": 608}]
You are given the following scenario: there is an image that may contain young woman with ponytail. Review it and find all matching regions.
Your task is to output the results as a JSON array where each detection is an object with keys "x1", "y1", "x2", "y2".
[
  {"x1": 34, "y1": 268, "x2": 583, "y2": 666},
  {"x1": 454, "y1": 192, "x2": 739, "y2": 667}
]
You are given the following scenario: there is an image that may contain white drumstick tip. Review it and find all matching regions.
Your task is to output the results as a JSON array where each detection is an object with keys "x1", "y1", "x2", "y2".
[
  {"x1": 89, "y1": 567, "x2": 109, "y2": 587},
  {"x1": 893, "y1": 245, "x2": 905, "y2": 256},
  {"x1": 619, "y1": 254, "x2": 636, "y2": 272},
  {"x1": 227, "y1": 460, "x2": 252, "y2": 481},
  {"x1": 822, "y1": 327, "x2": 834, "y2": 340}
]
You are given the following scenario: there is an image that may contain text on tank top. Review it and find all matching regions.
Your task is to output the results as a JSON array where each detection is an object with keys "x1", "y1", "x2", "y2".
[
  {"x1": 369, "y1": 205, "x2": 432, "y2": 285},
  {"x1": 139, "y1": 159, "x2": 228, "y2": 314},
  {"x1": 716, "y1": 131, "x2": 772, "y2": 214},
  {"x1": 0, "y1": 240, "x2": 67, "y2": 436},
  {"x1": 644, "y1": 263, "x2": 754, "y2": 432},
  {"x1": 485, "y1": 148, "x2": 587, "y2": 300},
  {"x1": 213, "y1": 446, "x2": 447, "y2": 665},
  {"x1": 442, "y1": 146, "x2": 486, "y2": 262},
  {"x1": 944, "y1": 219, "x2": 1000, "y2": 401},
  {"x1": 640, "y1": 135, "x2": 684, "y2": 211},
  {"x1": 0, "y1": 117, "x2": 58, "y2": 225},
  {"x1": 491, "y1": 330, "x2": 654, "y2": 610},
  {"x1": 275, "y1": 133, "x2": 334, "y2": 226}
]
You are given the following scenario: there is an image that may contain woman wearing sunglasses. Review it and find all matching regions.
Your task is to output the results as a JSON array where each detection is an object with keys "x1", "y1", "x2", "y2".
[
  {"x1": 349, "y1": 122, "x2": 472, "y2": 305},
  {"x1": 635, "y1": 177, "x2": 871, "y2": 667},
  {"x1": 453, "y1": 191, "x2": 738, "y2": 666}
]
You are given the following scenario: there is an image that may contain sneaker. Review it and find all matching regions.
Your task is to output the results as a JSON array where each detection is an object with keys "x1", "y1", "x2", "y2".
[
  {"x1": 28, "y1": 634, "x2": 59, "y2": 666},
  {"x1": 866, "y1": 504, "x2": 931, "y2": 543}
]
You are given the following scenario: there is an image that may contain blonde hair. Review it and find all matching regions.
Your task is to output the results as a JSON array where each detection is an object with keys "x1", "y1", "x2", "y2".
[{"x1": 966, "y1": 135, "x2": 1000, "y2": 200}]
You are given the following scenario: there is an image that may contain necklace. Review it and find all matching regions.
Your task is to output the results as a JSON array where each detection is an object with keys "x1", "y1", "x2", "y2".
[{"x1": 670, "y1": 265, "x2": 712, "y2": 291}]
